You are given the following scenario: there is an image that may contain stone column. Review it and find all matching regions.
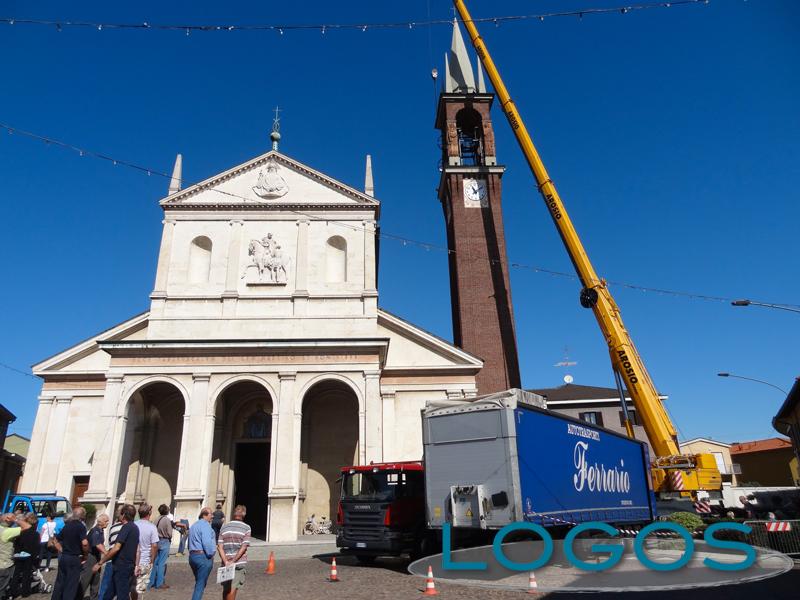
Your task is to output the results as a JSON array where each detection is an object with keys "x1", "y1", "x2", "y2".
[
  {"x1": 381, "y1": 392, "x2": 395, "y2": 463},
  {"x1": 222, "y1": 220, "x2": 244, "y2": 317},
  {"x1": 268, "y1": 372, "x2": 298, "y2": 541},
  {"x1": 151, "y1": 219, "x2": 176, "y2": 317},
  {"x1": 174, "y1": 374, "x2": 211, "y2": 519},
  {"x1": 363, "y1": 220, "x2": 377, "y2": 291},
  {"x1": 362, "y1": 220, "x2": 378, "y2": 316},
  {"x1": 293, "y1": 220, "x2": 310, "y2": 316},
  {"x1": 84, "y1": 376, "x2": 126, "y2": 510},
  {"x1": 364, "y1": 371, "x2": 382, "y2": 463},
  {"x1": 20, "y1": 396, "x2": 54, "y2": 491}
]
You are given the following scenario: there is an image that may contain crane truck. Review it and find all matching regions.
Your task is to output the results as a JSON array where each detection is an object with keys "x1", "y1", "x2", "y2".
[{"x1": 451, "y1": 0, "x2": 721, "y2": 500}]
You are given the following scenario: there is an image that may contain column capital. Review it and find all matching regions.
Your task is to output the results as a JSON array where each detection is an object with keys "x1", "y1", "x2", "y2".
[
  {"x1": 37, "y1": 396, "x2": 55, "y2": 405},
  {"x1": 55, "y1": 396, "x2": 73, "y2": 405},
  {"x1": 380, "y1": 392, "x2": 396, "y2": 401},
  {"x1": 228, "y1": 219, "x2": 244, "y2": 226},
  {"x1": 278, "y1": 372, "x2": 297, "y2": 381},
  {"x1": 192, "y1": 373, "x2": 211, "y2": 382},
  {"x1": 446, "y1": 390, "x2": 464, "y2": 401},
  {"x1": 364, "y1": 370, "x2": 381, "y2": 380},
  {"x1": 162, "y1": 219, "x2": 176, "y2": 226},
  {"x1": 296, "y1": 219, "x2": 310, "y2": 226},
  {"x1": 105, "y1": 374, "x2": 124, "y2": 384}
]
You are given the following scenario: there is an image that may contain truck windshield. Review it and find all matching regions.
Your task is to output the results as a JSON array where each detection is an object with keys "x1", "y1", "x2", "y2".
[
  {"x1": 31, "y1": 500, "x2": 70, "y2": 518},
  {"x1": 341, "y1": 470, "x2": 420, "y2": 502}
]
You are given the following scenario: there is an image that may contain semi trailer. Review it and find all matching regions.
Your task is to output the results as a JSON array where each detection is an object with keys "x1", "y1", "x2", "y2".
[{"x1": 336, "y1": 389, "x2": 656, "y2": 561}]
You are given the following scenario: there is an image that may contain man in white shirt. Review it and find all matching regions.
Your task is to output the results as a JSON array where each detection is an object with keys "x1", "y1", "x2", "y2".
[{"x1": 132, "y1": 505, "x2": 158, "y2": 600}]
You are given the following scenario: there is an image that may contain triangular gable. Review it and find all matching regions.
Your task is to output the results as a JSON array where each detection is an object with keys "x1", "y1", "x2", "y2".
[
  {"x1": 33, "y1": 312, "x2": 149, "y2": 375},
  {"x1": 377, "y1": 309, "x2": 482, "y2": 372},
  {"x1": 161, "y1": 150, "x2": 380, "y2": 211}
]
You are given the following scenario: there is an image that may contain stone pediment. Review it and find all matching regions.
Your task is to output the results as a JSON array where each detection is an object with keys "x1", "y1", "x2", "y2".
[
  {"x1": 377, "y1": 309, "x2": 483, "y2": 373},
  {"x1": 160, "y1": 151, "x2": 380, "y2": 212}
]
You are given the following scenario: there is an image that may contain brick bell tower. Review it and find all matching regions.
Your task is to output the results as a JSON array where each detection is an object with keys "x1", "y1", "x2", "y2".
[{"x1": 436, "y1": 21, "x2": 521, "y2": 394}]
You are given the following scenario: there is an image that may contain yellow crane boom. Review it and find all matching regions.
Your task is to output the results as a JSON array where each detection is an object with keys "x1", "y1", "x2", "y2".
[{"x1": 453, "y1": 0, "x2": 720, "y2": 495}]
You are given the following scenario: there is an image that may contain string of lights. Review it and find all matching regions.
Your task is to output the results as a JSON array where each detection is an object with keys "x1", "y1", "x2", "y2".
[
  {"x1": 2, "y1": 121, "x2": 796, "y2": 310},
  {"x1": 0, "y1": 1, "x2": 712, "y2": 35},
  {"x1": 0, "y1": 362, "x2": 38, "y2": 380}
]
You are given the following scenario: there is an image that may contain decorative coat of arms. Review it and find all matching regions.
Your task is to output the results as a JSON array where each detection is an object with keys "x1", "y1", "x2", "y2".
[
  {"x1": 242, "y1": 233, "x2": 291, "y2": 284},
  {"x1": 252, "y1": 159, "x2": 289, "y2": 199}
]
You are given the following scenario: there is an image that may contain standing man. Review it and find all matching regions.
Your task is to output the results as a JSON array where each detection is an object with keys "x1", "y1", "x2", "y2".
[
  {"x1": 132, "y1": 505, "x2": 158, "y2": 600},
  {"x1": 92, "y1": 504, "x2": 139, "y2": 600},
  {"x1": 80, "y1": 514, "x2": 109, "y2": 600},
  {"x1": 97, "y1": 510, "x2": 123, "y2": 600},
  {"x1": 217, "y1": 506, "x2": 250, "y2": 600},
  {"x1": 188, "y1": 508, "x2": 216, "y2": 600},
  {"x1": 11, "y1": 513, "x2": 40, "y2": 598},
  {"x1": 149, "y1": 505, "x2": 173, "y2": 590},
  {"x1": 211, "y1": 505, "x2": 225, "y2": 542},
  {"x1": 51, "y1": 506, "x2": 89, "y2": 600},
  {"x1": 0, "y1": 513, "x2": 22, "y2": 599}
]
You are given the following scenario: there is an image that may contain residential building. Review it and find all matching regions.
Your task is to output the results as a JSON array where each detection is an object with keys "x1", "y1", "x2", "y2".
[
  {"x1": 679, "y1": 438, "x2": 739, "y2": 486},
  {"x1": 730, "y1": 437, "x2": 798, "y2": 486},
  {"x1": 773, "y1": 377, "x2": 800, "y2": 467},
  {"x1": 0, "y1": 405, "x2": 25, "y2": 495}
]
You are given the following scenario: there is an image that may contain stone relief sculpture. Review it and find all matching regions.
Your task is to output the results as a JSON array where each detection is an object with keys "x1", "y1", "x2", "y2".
[
  {"x1": 242, "y1": 233, "x2": 291, "y2": 284},
  {"x1": 252, "y1": 158, "x2": 289, "y2": 199}
]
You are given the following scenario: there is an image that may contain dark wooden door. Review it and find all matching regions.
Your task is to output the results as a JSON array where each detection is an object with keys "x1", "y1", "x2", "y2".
[{"x1": 71, "y1": 476, "x2": 90, "y2": 507}]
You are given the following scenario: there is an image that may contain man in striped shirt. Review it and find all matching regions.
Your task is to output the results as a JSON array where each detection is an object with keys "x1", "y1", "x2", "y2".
[
  {"x1": 216, "y1": 505, "x2": 250, "y2": 600},
  {"x1": 96, "y1": 509, "x2": 124, "y2": 600}
]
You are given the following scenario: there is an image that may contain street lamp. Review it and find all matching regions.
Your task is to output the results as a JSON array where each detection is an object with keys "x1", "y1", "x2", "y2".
[
  {"x1": 717, "y1": 372, "x2": 788, "y2": 394},
  {"x1": 731, "y1": 299, "x2": 800, "y2": 314}
]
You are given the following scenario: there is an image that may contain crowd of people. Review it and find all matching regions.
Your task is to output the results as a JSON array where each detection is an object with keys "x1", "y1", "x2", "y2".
[{"x1": 0, "y1": 501, "x2": 251, "y2": 600}]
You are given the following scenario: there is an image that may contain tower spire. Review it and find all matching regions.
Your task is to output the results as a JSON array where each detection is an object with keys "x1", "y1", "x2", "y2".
[
  {"x1": 364, "y1": 154, "x2": 374, "y2": 197},
  {"x1": 168, "y1": 153, "x2": 182, "y2": 195},
  {"x1": 476, "y1": 61, "x2": 487, "y2": 93},
  {"x1": 270, "y1": 106, "x2": 282, "y2": 151},
  {"x1": 447, "y1": 19, "x2": 476, "y2": 93}
]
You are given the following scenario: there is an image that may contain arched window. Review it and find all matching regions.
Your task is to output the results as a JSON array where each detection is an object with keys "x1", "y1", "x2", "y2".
[
  {"x1": 455, "y1": 108, "x2": 484, "y2": 166},
  {"x1": 326, "y1": 236, "x2": 347, "y2": 283},
  {"x1": 188, "y1": 236, "x2": 212, "y2": 283}
]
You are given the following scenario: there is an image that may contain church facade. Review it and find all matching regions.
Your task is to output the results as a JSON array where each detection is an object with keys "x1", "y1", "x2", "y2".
[{"x1": 22, "y1": 147, "x2": 482, "y2": 541}]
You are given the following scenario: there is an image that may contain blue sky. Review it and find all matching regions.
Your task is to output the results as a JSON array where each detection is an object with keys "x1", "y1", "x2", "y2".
[{"x1": 0, "y1": 0, "x2": 797, "y2": 443}]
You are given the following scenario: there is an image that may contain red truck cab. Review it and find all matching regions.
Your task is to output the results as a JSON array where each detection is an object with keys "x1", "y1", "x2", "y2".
[{"x1": 336, "y1": 461, "x2": 426, "y2": 562}]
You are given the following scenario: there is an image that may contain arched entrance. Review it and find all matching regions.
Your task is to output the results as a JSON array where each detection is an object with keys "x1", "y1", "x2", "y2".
[
  {"x1": 208, "y1": 381, "x2": 273, "y2": 538},
  {"x1": 117, "y1": 381, "x2": 184, "y2": 510},
  {"x1": 300, "y1": 380, "x2": 359, "y2": 532}
]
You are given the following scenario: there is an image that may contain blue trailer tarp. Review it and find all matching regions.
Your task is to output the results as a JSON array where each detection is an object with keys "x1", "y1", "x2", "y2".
[{"x1": 515, "y1": 407, "x2": 655, "y2": 525}]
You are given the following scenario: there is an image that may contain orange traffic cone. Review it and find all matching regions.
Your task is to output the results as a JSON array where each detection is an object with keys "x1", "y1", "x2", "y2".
[
  {"x1": 328, "y1": 557, "x2": 340, "y2": 582},
  {"x1": 265, "y1": 551, "x2": 276, "y2": 575},
  {"x1": 526, "y1": 571, "x2": 538, "y2": 594},
  {"x1": 423, "y1": 565, "x2": 439, "y2": 596}
]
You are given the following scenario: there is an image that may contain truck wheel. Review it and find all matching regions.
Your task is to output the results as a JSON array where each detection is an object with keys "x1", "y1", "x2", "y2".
[
  {"x1": 356, "y1": 555, "x2": 376, "y2": 566},
  {"x1": 411, "y1": 534, "x2": 439, "y2": 561}
]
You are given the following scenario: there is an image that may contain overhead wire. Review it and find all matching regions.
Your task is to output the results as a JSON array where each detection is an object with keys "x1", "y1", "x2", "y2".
[
  {"x1": 2, "y1": 121, "x2": 796, "y2": 311},
  {"x1": 0, "y1": 1, "x2": 713, "y2": 34}
]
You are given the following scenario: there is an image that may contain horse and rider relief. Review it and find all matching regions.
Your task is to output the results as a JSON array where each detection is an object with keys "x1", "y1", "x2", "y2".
[{"x1": 242, "y1": 232, "x2": 291, "y2": 284}]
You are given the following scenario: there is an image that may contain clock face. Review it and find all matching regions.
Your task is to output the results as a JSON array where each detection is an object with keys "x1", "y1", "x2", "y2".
[{"x1": 463, "y1": 178, "x2": 488, "y2": 208}]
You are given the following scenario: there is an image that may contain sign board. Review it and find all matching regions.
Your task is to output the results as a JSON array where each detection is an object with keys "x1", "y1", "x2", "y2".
[{"x1": 216, "y1": 565, "x2": 235, "y2": 584}]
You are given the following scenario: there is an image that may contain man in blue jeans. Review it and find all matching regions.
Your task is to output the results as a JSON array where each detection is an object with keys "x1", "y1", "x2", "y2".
[
  {"x1": 188, "y1": 508, "x2": 216, "y2": 600},
  {"x1": 149, "y1": 504, "x2": 174, "y2": 589}
]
